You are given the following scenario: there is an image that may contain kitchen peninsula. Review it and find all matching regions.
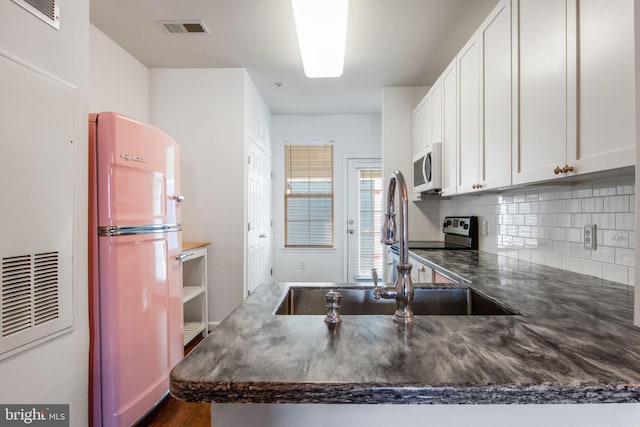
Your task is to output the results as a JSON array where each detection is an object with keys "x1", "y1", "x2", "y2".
[{"x1": 171, "y1": 250, "x2": 640, "y2": 426}]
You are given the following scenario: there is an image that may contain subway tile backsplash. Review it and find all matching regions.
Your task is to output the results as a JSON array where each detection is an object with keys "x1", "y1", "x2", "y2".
[{"x1": 439, "y1": 176, "x2": 636, "y2": 286}]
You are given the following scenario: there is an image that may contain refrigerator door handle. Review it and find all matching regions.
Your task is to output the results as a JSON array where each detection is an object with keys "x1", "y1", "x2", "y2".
[{"x1": 98, "y1": 224, "x2": 182, "y2": 237}]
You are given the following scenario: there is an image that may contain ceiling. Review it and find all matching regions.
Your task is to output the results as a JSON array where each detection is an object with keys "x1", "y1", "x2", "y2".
[{"x1": 89, "y1": 0, "x2": 499, "y2": 115}]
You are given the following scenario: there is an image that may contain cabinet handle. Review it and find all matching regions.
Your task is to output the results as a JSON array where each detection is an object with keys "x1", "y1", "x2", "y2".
[
  {"x1": 553, "y1": 166, "x2": 562, "y2": 175},
  {"x1": 563, "y1": 164, "x2": 574, "y2": 173},
  {"x1": 472, "y1": 183, "x2": 483, "y2": 190}
]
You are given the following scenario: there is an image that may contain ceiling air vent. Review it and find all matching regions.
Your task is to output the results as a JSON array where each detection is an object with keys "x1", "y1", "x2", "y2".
[
  {"x1": 158, "y1": 20, "x2": 210, "y2": 34},
  {"x1": 12, "y1": 0, "x2": 59, "y2": 30}
]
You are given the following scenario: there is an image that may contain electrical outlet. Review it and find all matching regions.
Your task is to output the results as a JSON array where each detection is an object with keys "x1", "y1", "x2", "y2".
[
  {"x1": 299, "y1": 260, "x2": 306, "y2": 269},
  {"x1": 584, "y1": 224, "x2": 596, "y2": 249}
]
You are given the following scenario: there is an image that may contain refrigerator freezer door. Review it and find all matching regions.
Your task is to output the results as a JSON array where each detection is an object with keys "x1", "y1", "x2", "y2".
[
  {"x1": 98, "y1": 231, "x2": 183, "y2": 427},
  {"x1": 96, "y1": 112, "x2": 181, "y2": 227}
]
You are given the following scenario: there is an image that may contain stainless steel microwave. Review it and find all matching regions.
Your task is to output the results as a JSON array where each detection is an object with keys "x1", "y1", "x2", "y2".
[{"x1": 413, "y1": 143, "x2": 442, "y2": 194}]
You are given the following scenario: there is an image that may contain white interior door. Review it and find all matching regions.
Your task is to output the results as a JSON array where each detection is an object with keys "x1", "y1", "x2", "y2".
[
  {"x1": 346, "y1": 158, "x2": 383, "y2": 282},
  {"x1": 247, "y1": 139, "x2": 272, "y2": 296}
]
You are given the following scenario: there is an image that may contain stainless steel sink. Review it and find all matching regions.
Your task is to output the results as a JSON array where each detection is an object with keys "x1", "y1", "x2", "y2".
[{"x1": 274, "y1": 286, "x2": 517, "y2": 316}]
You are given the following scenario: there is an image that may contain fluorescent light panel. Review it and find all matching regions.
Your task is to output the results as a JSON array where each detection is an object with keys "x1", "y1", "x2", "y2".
[{"x1": 291, "y1": 0, "x2": 349, "y2": 78}]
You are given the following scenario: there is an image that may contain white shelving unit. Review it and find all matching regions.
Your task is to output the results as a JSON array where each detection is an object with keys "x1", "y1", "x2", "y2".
[{"x1": 181, "y1": 243, "x2": 210, "y2": 346}]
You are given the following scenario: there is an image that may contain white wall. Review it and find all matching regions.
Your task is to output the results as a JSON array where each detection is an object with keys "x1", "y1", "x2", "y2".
[
  {"x1": 272, "y1": 115, "x2": 381, "y2": 282},
  {"x1": 149, "y1": 68, "x2": 247, "y2": 323},
  {"x1": 89, "y1": 24, "x2": 149, "y2": 122},
  {"x1": 381, "y1": 87, "x2": 441, "y2": 242},
  {"x1": 0, "y1": 2, "x2": 89, "y2": 426}
]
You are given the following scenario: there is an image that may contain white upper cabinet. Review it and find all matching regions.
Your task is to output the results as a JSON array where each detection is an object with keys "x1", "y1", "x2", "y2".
[
  {"x1": 440, "y1": 58, "x2": 457, "y2": 196},
  {"x1": 411, "y1": 0, "x2": 634, "y2": 198},
  {"x1": 513, "y1": 0, "x2": 635, "y2": 185},
  {"x1": 457, "y1": 0, "x2": 511, "y2": 194},
  {"x1": 571, "y1": 0, "x2": 635, "y2": 173}
]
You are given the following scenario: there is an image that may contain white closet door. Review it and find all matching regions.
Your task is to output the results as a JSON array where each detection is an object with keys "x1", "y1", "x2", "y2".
[{"x1": 247, "y1": 138, "x2": 273, "y2": 297}]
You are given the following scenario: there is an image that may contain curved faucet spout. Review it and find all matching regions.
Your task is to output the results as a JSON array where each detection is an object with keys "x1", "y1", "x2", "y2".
[{"x1": 374, "y1": 170, "x2": 414, "y2": 324}]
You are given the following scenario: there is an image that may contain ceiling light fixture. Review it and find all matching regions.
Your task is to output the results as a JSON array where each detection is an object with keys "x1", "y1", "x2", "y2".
[{"x1": 291, "y1": 0, "x2": 349, "y2": 78}]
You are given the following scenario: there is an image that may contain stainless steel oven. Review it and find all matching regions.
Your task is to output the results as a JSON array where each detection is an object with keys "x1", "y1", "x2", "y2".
[{"x1": 389, "y1": 216, "x2": 478, "y2": 281}]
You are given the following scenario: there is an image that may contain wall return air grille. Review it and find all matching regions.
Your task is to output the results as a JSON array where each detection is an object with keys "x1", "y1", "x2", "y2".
[
  {"x1": 12, "y1": 0, "x2": 59, "y2": 29},
  {"x1": 1, "y1": 252, "x2": 60, "y2": 338}
]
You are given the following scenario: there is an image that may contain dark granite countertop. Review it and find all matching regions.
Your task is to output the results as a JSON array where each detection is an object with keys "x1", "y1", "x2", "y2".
[{"x1": 170, "y1": 250, "x2": 640, "y2": 404}]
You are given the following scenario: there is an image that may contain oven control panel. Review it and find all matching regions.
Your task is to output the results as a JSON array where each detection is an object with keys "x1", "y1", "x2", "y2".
[{"x1": 443, "y1": 216, "x2": 477, "y2": 237}]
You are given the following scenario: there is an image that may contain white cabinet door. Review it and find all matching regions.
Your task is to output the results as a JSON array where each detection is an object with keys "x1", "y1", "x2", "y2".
[
  {"x1": 422, "y1": 93, "x2": 432, "y2": 149},
  {"x1": 411, "y1": 100, "x2": 424, "y2": 156},
  {"x1": 412, "y1": 82, "x2": 442, "y2": 159},
  {"x1": 430, "y1": 78, "x2": 443, "y2": 144},
  {"x1": 571, "y1": 0, "x2": 635, "y2": 173},
  {"x1": 512, "y1": 0, "x2": 569, "y2": 184},
  {"x1": 441, "y1": 59, "x2": 457, "y2": 196},
  {"x1": 456, "y1": 34, "x2": 482, "y2": 194},
  {"x1": 410, "y1": 260, "x2": 420, "y2": 283},
  {"x1": 457, "y1": 0, "x2": 512, "y2": 195},
  {"x1": 481, "y1": 0, "x2": 511, "y2": 190},
  {"x1": 384, "y1": 246, "x2": 394, "y2": 283}
]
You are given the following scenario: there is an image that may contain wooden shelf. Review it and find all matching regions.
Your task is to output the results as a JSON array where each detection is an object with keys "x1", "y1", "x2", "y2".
[
  {"x1": 183, "y1": 322, "x2": 206, "y2": 346},
  {"x1": 181, "y1": 245, "x2": 209, "y2": 347},
  {"x1": 183, "y1": 286, "x2": 204, "y2": 303},
  {"x1": 182, "y1": 242, "x2": 211, "y2": 250}
]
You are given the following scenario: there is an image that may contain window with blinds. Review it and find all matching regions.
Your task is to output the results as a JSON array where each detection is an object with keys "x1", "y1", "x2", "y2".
[
  {"x1": 284, "y1": 144, "x2": 334, "y2": 248},
  {"x1": 357, "y1": 169, "x2": 383, "y2": 277}
]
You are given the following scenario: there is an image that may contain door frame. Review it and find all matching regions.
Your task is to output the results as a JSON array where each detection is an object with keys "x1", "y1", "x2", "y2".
[{"x1": 342, "y1": 154, "x2": 382, "y2": 283}]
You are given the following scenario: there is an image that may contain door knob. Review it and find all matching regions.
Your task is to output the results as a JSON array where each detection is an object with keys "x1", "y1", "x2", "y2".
[
  {"x1": 173, "y1": 194, "x2": 185, "y2": 202},
  {"x1": 348, "y1": 229, "x2": 354, "y2": 234}
]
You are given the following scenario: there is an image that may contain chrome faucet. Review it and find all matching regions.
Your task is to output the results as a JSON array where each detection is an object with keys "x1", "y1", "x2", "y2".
[{"x1": 371, "y1": 170, "x2": 414, "y2": 324}]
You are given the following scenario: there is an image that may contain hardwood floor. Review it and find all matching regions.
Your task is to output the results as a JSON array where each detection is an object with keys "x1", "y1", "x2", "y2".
[
  {"x1": 136, "y1": 335, "x2": 211, "y2": 427},
  {"x1": 135, "y1": 395, "x2": 210, "y2": 427}
]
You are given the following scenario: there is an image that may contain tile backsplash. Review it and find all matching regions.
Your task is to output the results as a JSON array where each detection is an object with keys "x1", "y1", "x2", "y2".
[{"x1": 439, "y1": 175, "x2": 636, "y2": 286}]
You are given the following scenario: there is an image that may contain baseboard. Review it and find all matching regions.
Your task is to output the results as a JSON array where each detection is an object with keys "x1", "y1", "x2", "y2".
[{"x1": 207, "y1": 321, "x2": 220, "y2": 331}]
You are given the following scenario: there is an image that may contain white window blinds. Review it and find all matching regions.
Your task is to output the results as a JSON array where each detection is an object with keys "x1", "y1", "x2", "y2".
[
  {"x1": 357, "y1": 168, "x2": 383, "y2": 277},
  {"x1": 284, "y1": 144, "x2": 334, "y2": 248}
]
